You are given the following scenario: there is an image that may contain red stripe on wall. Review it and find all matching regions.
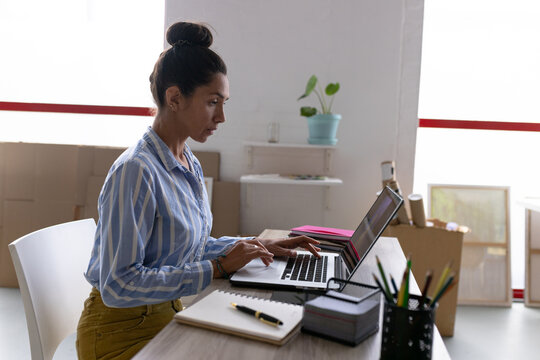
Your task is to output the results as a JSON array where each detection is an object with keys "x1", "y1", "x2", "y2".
[
  {"x1": 419, "y1": 118, "x2": 540, "y2": 132},
  {"x1": 3, "y1": 103, "x2": 540, "y2": 132},
  {"x1": 0, "y1": 101, "x2": 155, "y2": 117}
]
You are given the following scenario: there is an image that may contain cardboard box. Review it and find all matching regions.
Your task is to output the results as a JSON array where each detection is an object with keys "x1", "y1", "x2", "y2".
[
  {"x1": 75, "y1": 146, "x2": 97, "y2": 205},
  {"x1": 0, "y1": 143, "x2": 5, "y2": 199},
  {"x1": 35, "y1": 144, "x2": 79, "y2": 202},
  {"x1": 83, "y1": 176, "x2": 106, "y2": 222},
  {"x1": 32, "y1": 201, "x2": 77, "y2": 230},
  {"x1": 0, "y1": 143, "x2": 238, "y2": 288},
  {"x1": 0, "y1": 144, "x2": 4, "y2": 227},
  {"x1": 3, "y1": 200, "x2": 38, "y2": 248},
  {"x1": 93, "y1": 146, "x2": 126, "y2": 176},
  {"x1": 3, "y1": 143, "x2": 36, "y2": 200},
  {"x1": 0, "y1": 227, "x2": 18, "y2": 288},
  {"x1": 193, "y1": 151, "x2": 220, "y2": 180},
  {"x1": 1, "y1": 200, "x2": 36, "y2": 287},
  {"x1": 382, "y1": 223, "x2": 465, "y2": 337},
  {"x1": 211, "y1": 181, "x2": 240, "y2": 237}
]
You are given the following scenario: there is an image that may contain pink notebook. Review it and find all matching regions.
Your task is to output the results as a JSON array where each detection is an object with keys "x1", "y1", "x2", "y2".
[{"x1": 290, "y1": 225, "x2": 354, "y2": 241}]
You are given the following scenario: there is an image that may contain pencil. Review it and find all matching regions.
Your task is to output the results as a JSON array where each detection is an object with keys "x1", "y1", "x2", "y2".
[
  {"x1": 432, "y1": 260, "x2": 453, "y2": 301},
  {"x1": 402, "y1": 256, "x2": 411, "y2": 308},
  {"x1": 420, "y1": 270, "x2": 433, "y2": 306},
  {"x1": 443, "y1": 280, "x2": 457, "y2": 297},
  {"x1": 373, "y1": 273, "x2": 393, "y2": 303},
  {"x1": 431, "y1": 273, "x2": 455, "y2": 307},
  {"x1": 375, "y1": 255, "x2": 393, "y2": 301},
  {"x1": 397, "y1": 267, "x2": 408, "y2": 307}
]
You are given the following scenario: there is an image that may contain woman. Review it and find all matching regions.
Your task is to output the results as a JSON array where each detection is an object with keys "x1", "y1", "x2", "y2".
[{"x1": 76, "y1": 21, "x2": 320, "y2": 360}]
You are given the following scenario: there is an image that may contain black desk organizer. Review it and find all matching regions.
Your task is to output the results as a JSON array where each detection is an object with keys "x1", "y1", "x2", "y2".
[{"x1": 380, "y1": 294, "x2": 437, "y2": 360}]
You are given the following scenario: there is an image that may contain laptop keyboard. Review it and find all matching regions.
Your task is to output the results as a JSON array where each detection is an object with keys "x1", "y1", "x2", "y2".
[{"x1": 280, "y1": 254, "x2": 328, "y2": 283}]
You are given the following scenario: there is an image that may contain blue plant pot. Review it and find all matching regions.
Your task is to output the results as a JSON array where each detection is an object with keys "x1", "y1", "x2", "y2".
[{"x1": 307, "y1": 114, "x2": 341, "y2": 145}]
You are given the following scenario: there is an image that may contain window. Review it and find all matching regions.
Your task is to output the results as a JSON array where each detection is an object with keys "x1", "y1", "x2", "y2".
[
  {"x1": 416, "y1": 0, "x2": 540, "y2": 290},
  {"x1": 0, "y1": 0, "x2": 164, "y2": 146}
]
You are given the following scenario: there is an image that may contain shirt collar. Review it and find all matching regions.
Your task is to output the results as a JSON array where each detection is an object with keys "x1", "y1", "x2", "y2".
[{"x1": 143, "y1": 127, "x2": 190, "y2": 173}]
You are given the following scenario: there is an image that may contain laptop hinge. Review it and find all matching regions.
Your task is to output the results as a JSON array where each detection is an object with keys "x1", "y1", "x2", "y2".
[{"x1": 334, "y1": 256, "x2": 343, "y2": 280}]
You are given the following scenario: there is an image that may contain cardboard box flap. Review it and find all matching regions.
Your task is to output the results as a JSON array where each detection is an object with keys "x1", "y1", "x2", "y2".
[{"x1": 427, "y1": 218, "x2": 470, "y2": 234}]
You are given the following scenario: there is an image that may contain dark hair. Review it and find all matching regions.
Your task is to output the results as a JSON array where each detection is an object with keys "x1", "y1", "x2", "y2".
[{"x1": 149, "y1": 22, "x2": 227, "y2": 108}]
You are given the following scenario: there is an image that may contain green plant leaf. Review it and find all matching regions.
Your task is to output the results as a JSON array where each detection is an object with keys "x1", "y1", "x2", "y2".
[
  {"x1": 297, "y1": 75, "x2": 318, "y2": 100},
  {"x1": 305, "y1": 75, "x2": 318, "y2": 94},
  {"x1": 325, "y1": 82, "x2": 340, "y2": 96},
  {"x1": 300, "y1": 106, "x2": 317, "y2": 117}
]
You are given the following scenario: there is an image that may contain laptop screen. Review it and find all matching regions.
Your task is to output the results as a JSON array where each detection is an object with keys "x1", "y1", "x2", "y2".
[{"x1": 344, "y1": 186, "x2": 403, "y2": 277}]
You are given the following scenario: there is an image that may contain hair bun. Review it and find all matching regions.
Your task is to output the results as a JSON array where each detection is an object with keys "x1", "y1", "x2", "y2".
[{"x1": 166, "y1": 22, "x2": 213, "y2": 48}]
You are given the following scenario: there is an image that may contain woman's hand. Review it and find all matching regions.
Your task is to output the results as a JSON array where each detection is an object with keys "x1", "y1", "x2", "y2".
[
  {"x1": 214, "y1": 236, "x2": 321, "y2": 279},
  {"x1": 217, "y1": 239, "x2": 274, "y2": 276},
  {"x1": 258, "y1": 235, "x2": 321, "y2": 258}
]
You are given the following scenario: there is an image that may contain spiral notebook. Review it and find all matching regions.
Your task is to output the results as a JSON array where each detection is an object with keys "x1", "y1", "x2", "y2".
[{"x1": 174, "y1": 290, "x2": 303, "y2": 345}]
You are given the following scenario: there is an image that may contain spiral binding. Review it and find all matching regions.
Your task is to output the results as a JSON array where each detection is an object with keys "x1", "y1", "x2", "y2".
[{"x1": 216, "y1": 290, "x2": 299, "y2": 307}]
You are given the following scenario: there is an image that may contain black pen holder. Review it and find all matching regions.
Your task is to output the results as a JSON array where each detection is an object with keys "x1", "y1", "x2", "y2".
[{"x1": 380, "y1": 295, "x2": 436, "y2": 360}]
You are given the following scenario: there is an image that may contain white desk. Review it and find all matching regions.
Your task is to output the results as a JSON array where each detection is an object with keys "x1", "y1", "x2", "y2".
[{"x1": 133, "y1": 234, "x2": 450, "y2": 360}]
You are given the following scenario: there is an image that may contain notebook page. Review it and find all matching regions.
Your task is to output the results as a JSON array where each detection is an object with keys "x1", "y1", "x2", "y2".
[{"x1": 174, "y1": 290, "x2": 303, "y2": 342}]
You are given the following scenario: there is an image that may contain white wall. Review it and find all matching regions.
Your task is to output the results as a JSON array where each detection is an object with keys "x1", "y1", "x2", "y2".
[{"x1": 165, "y1": 0, "x2": 424, "y2": 235}]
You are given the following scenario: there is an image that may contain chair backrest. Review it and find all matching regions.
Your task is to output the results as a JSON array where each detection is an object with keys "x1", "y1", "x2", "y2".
[{"x1": 8, "y1": 218, "x2": 96, "y2": 360}]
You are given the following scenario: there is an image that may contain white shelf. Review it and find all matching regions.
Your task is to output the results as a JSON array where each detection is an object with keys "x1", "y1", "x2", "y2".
[
  {"x1": 245, "y1": 141, "x2": 336, "y2": 172},
  {"x1": 244, "y1": 141, "x2": 336, "y2": 150},
  {"x1": 240, "y1": 174, "x2": 342, "y2": 186}
]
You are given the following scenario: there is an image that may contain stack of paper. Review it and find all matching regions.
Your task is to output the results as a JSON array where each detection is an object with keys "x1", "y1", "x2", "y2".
[{"x1": 302, "y1": 291, "x2": 381, "y2": 345}]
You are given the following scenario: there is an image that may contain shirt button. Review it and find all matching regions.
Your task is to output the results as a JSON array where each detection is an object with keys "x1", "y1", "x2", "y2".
[{"x1": 130, "y1": 281, "x2": 135, "y2": 286}]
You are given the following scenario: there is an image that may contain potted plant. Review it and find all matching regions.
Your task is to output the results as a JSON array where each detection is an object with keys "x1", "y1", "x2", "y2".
[{"x1": 297, "y1": 75, "x2": 341, "y2": 145}]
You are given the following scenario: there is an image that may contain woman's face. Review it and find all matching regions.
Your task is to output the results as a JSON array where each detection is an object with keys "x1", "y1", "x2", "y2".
[{"x1": 179, "y1": 73, "x2": 230, "y2": 143}]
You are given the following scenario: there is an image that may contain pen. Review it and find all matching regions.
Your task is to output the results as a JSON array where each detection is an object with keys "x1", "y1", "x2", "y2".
[
  {"x1": 402, "y1": 255, "x2": 411, "y2": 308},
  {"x1": 231, "y1": 303, "x2": 283, "y2": 326},
  {"x1": 373, "y1": 273, "x2": 393, "y2": 303},
  {"x1": 390, "y1": 275, "x2": 399, "y2": 295},
  {"x1": 420, "y1": 270, "x2": 433, "y2": 306},
  {"x1": 431, "y1": 274, "x2": 455, "y2": 307},
  {"x1": 435, "y1": 279, "x2": 457, "y2": 306}
]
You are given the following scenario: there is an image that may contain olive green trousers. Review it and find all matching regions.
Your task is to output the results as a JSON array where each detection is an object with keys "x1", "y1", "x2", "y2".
[{"x1": 76, "y1": 288, "x2": 182, "y2": 360}]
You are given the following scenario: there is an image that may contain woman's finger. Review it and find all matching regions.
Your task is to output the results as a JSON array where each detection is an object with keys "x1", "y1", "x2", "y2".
[
  {"x1": 238, "y1": 240, "x2": 272, "y2": 257},
  {"x1": 244, "y1": 245, "x2": 274, "y2": 263},
  {"x1": 288, "y1": 235, "x2": 320, "y2": 246},
  {"x1": 303, "y1": 242, "x2": 322, "y2": 258},
  {"x1": 247, "y1": 238, "x2": 270, "y2": 252},
  {"x1": 270, "y1": 247, "x2": 296, "y2": 257}
]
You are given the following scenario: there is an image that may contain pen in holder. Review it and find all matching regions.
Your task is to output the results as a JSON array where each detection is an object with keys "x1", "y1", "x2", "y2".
[{"x1": 380, "y1": 294, "x2": 437, "y2": 360}]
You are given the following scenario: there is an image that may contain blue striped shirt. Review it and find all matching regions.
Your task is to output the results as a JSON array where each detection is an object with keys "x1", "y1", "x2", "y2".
[{"x1": 84, "y1": 127, "x2": 241, "y2": 308}]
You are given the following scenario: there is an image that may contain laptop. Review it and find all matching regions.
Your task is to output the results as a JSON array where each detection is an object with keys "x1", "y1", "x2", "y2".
[{"x1": 230, "y1": 186, "x2": 404, "y2": 291}]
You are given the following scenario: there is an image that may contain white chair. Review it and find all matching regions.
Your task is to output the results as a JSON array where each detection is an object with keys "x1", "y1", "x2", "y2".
[{"x1": 8, "y1": 218, "x2": 96, "y2": 360}]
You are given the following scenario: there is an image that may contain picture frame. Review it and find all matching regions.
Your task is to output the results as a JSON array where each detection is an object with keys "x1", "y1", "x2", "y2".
[{"x1": 429, "y1": 184, "x2": 512, "y2": 306}]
